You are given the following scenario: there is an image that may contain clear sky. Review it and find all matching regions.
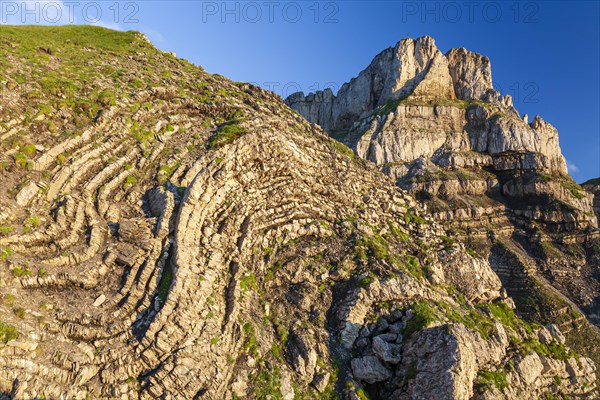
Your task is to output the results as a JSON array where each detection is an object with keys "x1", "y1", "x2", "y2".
[{"x1": 2, "y1": 1, "x2": 599, "y2": 181}]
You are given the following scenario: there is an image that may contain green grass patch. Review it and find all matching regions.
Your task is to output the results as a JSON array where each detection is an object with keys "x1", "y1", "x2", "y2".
[
  {"x1": 405, "y1": 255, "x2": 425, "y2": 280},
  {"x1": 157, "y1": 269, "x2": 173, "y2": 304},
  {"x1": 24, "y1": 215, "x2": 42, "y2": 233},
  {"x1": 13, "y1": 307, "x2": 26, "y2": 319},
  {"x1": 356, "y1": 388, "x2": 370, "y2": 400},
  {"x1": 521, "y1": 338, "x2": 577, "y2": 361},
  {"x1": 475, "y1": 370, "x2": 508, "y2": 393},
  {"x1": 1, "y1": 246, "x2": 12, "y2": 261},
  {"x1": 582, "y1": 177, "x2": 600, "y2": 186},
  {"x1": 488, "y1": 302, "x2": 533, "y2": 334},
  {"x1": 404, "y1": 301, "x2": 439, "y2": 339},
  {"x1": 329, "y1": 140, "x2": 356, "y2": 159},
  {"x1": 124, "y1": 175, "x2": 137, "y2": 186},
  {"x1": 13, "y1": 152, "x2": 28, "y2": 168},
  {"x1": 437, "y1": 301, "x2": 497, "y2": 339},
  {"x1": 354, "y1": 233, "x2": 389, "y2": 262},
  {"x1": 251, "y1": 363, "x2": 282, "y2": 399},
  {"x1": 12, "y1": 266, "x2": 31, "y2": 277},
  {"x1": 19, "y1": 144, "x2": 37, "y2": 156},
  {"x1": 388, "y1": 221, "x2": 409, "y2": 242},
  {"x1": 440, "y1": 235, "x2": 455, "y2": 249},
  {"x1": 242, "y1": 322, "x2": 259, "y2": 356},
  {"x1": 0, "y1": 321, "x2": 18, "y2": 343},
  {"x1": 240, "y1": 272, "x2": 258, "y2": 293},
  {"x1": 404, "y1": 212, "x2": 426, "y2": 225},
  {"x1": 0, "y1": 225, "x2": 14, "y2": 236},
  {"x1": 207, "y1": 120, "x2": 246, "y2": 149},
  {"x1": 97, "y1": 89, "x2": 116, "y2": 106}
]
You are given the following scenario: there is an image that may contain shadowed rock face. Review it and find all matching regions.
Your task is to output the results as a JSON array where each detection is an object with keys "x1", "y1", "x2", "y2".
[
  {"x1": 583, "y1": 179, "x2": 600, "y2": 224},
  {"x1": 0, "y1": 26, "x2": 599, "y2": 400}
]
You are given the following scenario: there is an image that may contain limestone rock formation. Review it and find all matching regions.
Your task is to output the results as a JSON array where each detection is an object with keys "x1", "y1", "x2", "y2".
[
  {"x1": 287, "y1": 34, "x2": 600, "y2": 399},
  {"x1": 445, "y1": 47, "x2": 493, "y2": 101},
  {"x1": 286, "y1": 37, "x2": 584, "y2": 222},
  {"x1": 0, "y1": 26, "x2": 599, "y2": 400},
  {"x1": 287, "y1": 36, "x2": 456, "y2": 132}
]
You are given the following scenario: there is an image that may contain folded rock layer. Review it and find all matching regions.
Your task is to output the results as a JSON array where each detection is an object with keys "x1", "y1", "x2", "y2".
[{"x1": 0, "y1": 26, "x2": 598, "y2": 400}]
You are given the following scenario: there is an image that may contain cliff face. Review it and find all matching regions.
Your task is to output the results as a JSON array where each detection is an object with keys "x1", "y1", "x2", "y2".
[
  {"x1": 0, "y1": 26, "x2": 599, "y2": 400},
  {"x1": 287, "y1": 35, "x2": 600, "y2": 395},
  {"x1": 287, "y1": 37, "x2": 595, "y2": 235},
  {"x1": 287, "y1": 36, "x2": 570, "y2": 177}
]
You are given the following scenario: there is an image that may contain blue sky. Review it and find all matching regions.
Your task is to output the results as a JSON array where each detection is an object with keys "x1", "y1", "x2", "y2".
[{"x1": 2, "y1": 1, "x2": 599, "y2": 181}]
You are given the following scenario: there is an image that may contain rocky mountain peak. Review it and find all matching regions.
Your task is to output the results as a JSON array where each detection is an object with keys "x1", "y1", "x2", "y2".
[
  {"x1": 287, "y1": 36, "x2": 500, "y2": 132},
  {"x1": 286, "y1": 36, "x2": 597, "y2": 234}
]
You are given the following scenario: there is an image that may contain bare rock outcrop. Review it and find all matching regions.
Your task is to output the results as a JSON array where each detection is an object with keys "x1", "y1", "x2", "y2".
[{"x1": 445, "y1": 47, "x2": 493, "y2": 101}]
